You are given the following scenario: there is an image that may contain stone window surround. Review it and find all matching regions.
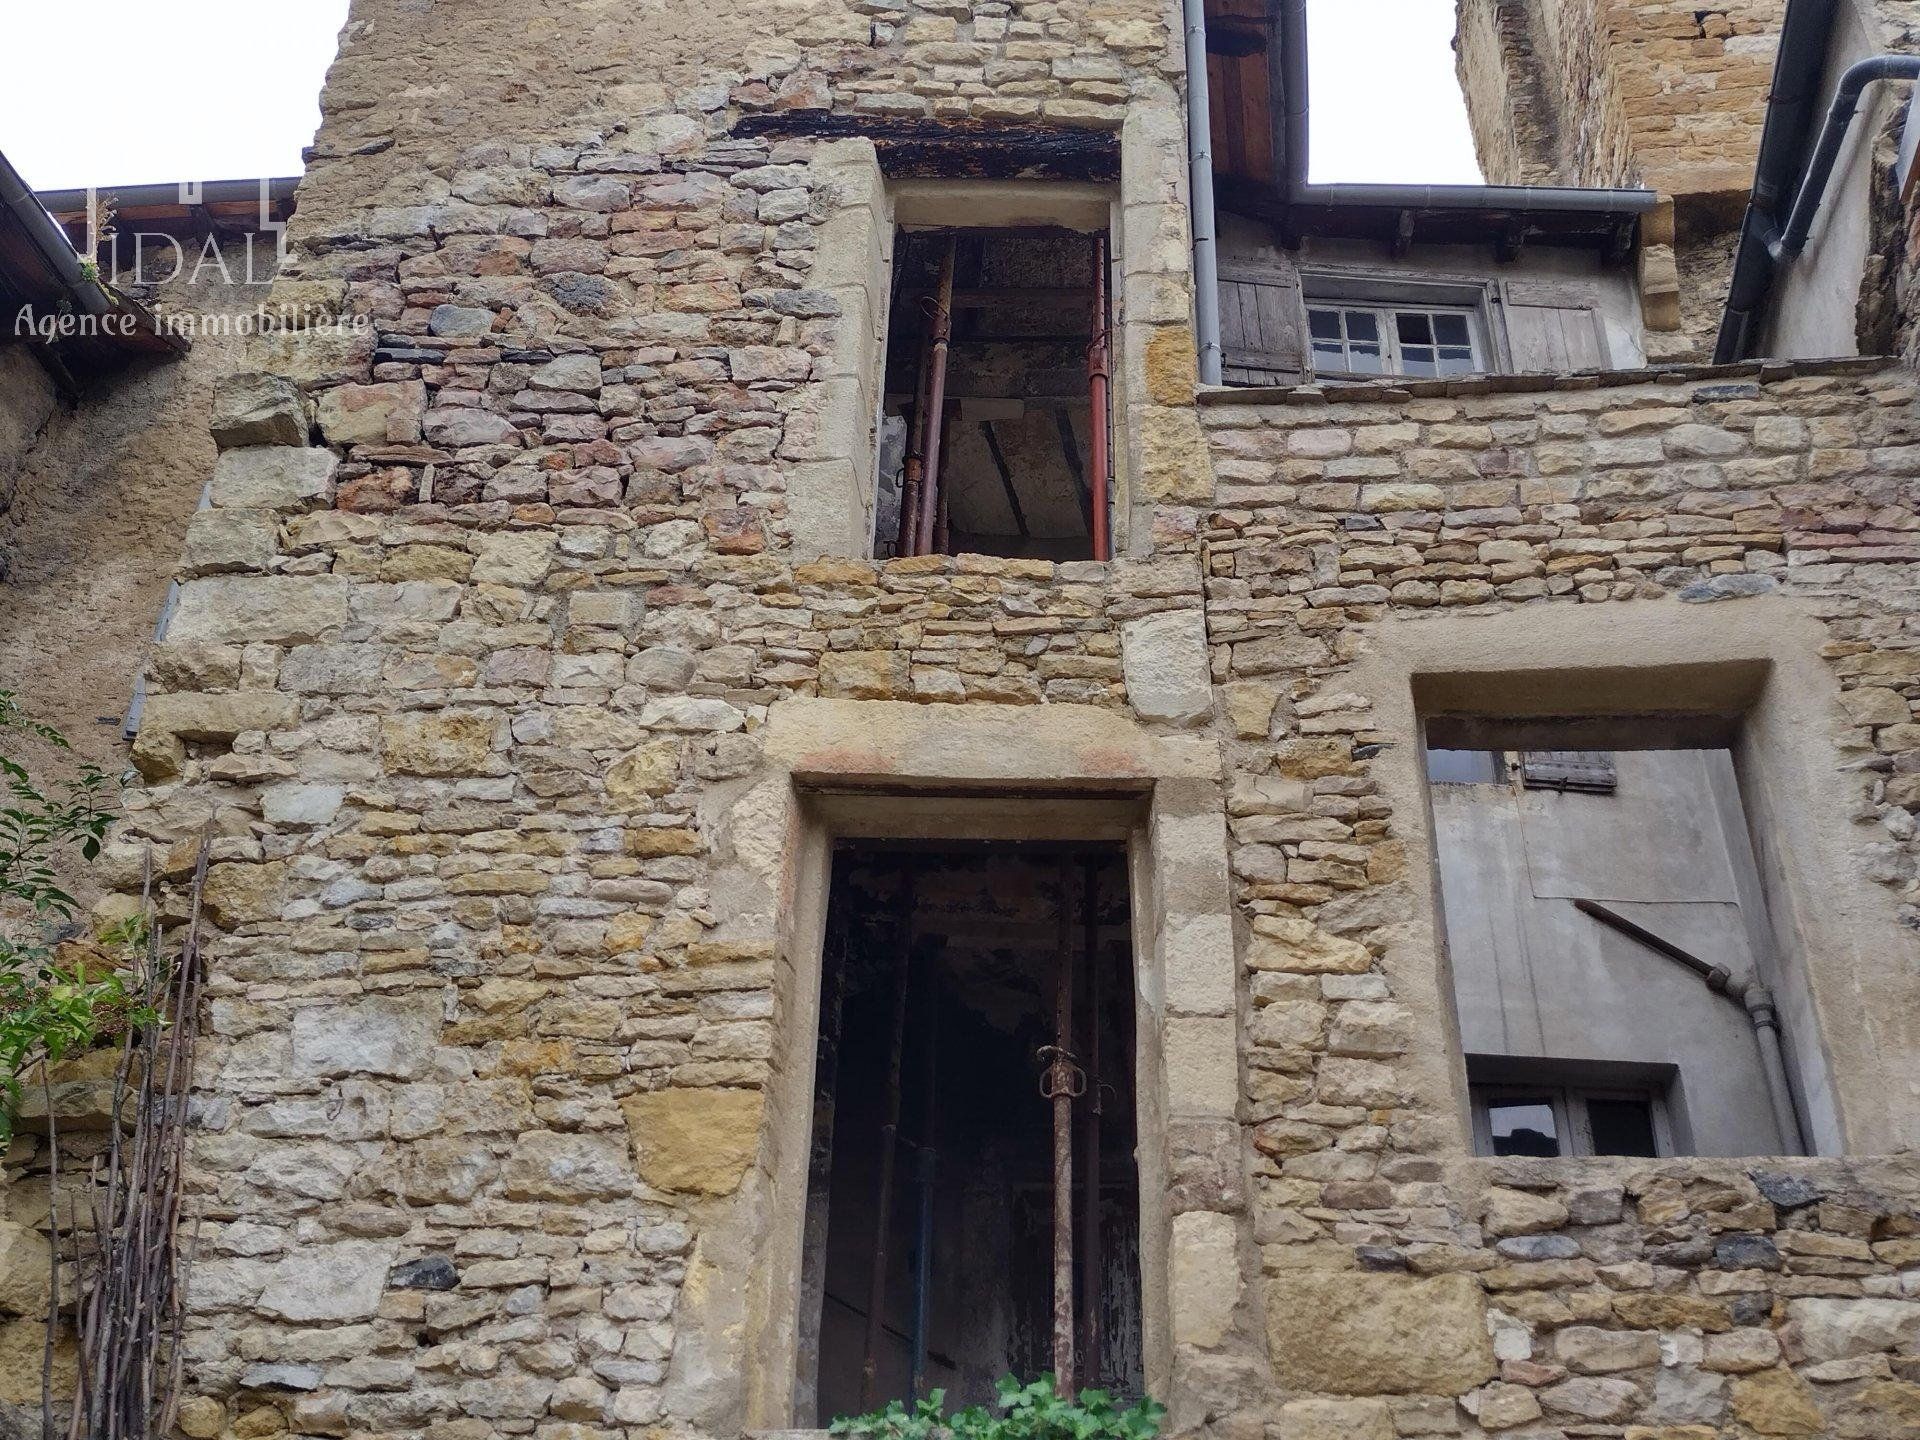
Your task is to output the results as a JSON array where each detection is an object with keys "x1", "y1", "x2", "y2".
[
  {"x1": 1348, "y1": 595, "x2": 1920, "y2": 1161},
  {"x1": 702, "y1": 699, "x2": 1244, "y2": 1431},
  {"x1": 797, "y1": 151, "x2": 1158, "y2": 563}
]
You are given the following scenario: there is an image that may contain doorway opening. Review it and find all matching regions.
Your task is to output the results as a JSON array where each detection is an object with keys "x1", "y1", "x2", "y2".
[
  {"x1": 876, "y1": 228, "x2": 1112, "y2": 562},
  {"x1": 800, "y1": 842, "x2": 1141, "y2": 1423}
]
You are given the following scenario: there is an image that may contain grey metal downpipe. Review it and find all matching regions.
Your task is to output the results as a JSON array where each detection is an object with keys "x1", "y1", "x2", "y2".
[
  {"x1": 1183, "y1": 0, "x2": 1224, "y2": 385},
  {"x1": 1766, "y1": 53, "x2": 1920, "y2": 260},
  {"x1": 1574, "y1": 899, "x2": 1808, "y2": 1155}
]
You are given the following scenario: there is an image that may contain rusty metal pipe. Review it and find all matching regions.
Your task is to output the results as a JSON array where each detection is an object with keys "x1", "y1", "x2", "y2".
[
  {"x1": 860, "y1": 867, "x2": 916, "y2": 1408},
  {"x1": 1087, "y1": 235, "x2": 1112, "y2": 562},
  {"x1": 1048, "y1": 861, "x2": 1077, "y2": 1396},
  {"x1": 913, "y1": 237, "x2": 957, "y2": 555},
  {"x1": 1077, "y1": 858, "x2": 1103, "y2": 1382},
  {"x1": 897, "y1": 322, "x2": 932, "y2": 558}
]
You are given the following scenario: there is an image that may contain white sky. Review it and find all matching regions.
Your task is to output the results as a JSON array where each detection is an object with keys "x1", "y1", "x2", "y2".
[
  {"x1": 0, "y1": 0, "x2": 1480, "y2": 193},
  {"x1": 1308, "y1": 0, "x2": 1484, "y2": 185}
]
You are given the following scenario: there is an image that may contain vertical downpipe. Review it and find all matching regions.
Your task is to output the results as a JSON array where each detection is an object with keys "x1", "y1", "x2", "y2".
[
  {"x1": 1087, "y1": 235, "x2": 1113, "y2": 562},
  {"x1": 913, "y1": 237, "x2": 958, "y2": 555},
  {"x1": 1183, "y1": 0, "x2": 1224, "y2": 385},
  {"x1": 1049, "y1": 862, "x2": 1078, "y2": 1397}
]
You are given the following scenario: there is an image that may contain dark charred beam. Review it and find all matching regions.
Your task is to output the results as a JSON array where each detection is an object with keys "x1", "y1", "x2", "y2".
[
  {"x1": 1054, "y1": 411, "x2": 1095, "y2": 533},
  {"x1": 980, "y1": 422, "x2": 1029, "y2": 537},
  {"x1": 731, "y1": 113, "x2": 1121, "y2": 182}
]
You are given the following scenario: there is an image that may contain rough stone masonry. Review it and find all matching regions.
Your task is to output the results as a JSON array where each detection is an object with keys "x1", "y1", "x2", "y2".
[{"x1": 1, "y1": 1, "x2": 1920, "y2": 1439}]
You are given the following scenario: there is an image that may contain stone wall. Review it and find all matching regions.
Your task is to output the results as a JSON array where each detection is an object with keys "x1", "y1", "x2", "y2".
[
  {"x1": 5, "y1": 1, "x2": 1920, "y2": 1438},
  {"x1": 1454, "y1": 0, "x2": 1787, "y2": 360}
]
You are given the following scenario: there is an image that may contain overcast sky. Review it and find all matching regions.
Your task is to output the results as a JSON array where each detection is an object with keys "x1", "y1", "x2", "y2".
[{"x1": 0, "y1": 0, "x2": 1480, "y2": 193}]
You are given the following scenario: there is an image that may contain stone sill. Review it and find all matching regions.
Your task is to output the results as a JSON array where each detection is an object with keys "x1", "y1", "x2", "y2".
[{"x1": 1195, "y1": 352, "x2": 1897, "y2": 409}]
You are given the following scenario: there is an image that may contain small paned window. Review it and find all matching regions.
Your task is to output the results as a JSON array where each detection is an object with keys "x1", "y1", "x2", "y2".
[
  {"x1": 1308, "y1": 304, "x2": 1480, "y2": 380},
  {"x1": 1472, "y1": 1082, "x2": 1667, "y2": 1158}
]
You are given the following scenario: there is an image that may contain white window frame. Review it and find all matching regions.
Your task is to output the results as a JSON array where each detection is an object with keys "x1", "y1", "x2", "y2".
[
  {"x1": 1306, "y1": 300, "x2": 1486, "y2": 381},
  {"x1": 1470, "y1": 1080, "x2": 1677, "y2": 1159},
  {"x1": 1299, "y1": 268, "x2": 1509, "y2": 383}
]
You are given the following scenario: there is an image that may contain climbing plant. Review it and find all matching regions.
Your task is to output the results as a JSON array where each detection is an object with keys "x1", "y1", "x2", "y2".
[
  {"x1": 832, "y1": 1376, "x2": 1167, "y2": 1440},
  {"x1": 0, "y1": 690, "x2": 140, "y2": 1140}
]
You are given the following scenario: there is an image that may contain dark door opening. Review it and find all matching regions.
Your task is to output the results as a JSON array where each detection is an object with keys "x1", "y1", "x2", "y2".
[
  {"x1": 877, "y1": 228, "x2": 1113, "y2": 562},
  {"x1": 801, "y1": 843, "x2": 1141, "y2": 1423}
]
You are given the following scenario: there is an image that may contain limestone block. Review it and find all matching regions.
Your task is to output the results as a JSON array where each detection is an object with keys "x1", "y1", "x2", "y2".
[
  {"x1": 255, "y1": 1242, "x2": 395, "y2": 1322},
  {"x1": 1485, "y1": 1186, "x2": 1570, "y2": 1237},
  {"x1": 529, "y1": 353, "x2": 603, "y2": 393},
  {"x1": 1266, "y1": 1271, "x2": 1497, "y2": 1395},
  {"x1": 261, "y1": 781, "x2": 345, "y2": 826},
  {"x1": 1470, "y1": 1382, "x2": 1543, "y2": 1430},
  {"x1": 427, "y1": 304, "x2": 495, "y2": 338},
  {"x1": 622, "y1": 1087, "x2": 763, "y2": 1194},
  {"x1": 1162, "y1": 911, "x2": 1235, "y2": 1017},
  {"x1": 1121, "y1": 609, "x2": 1211, "y2": 725},
  {"x1": 1730, "y1": 1368, "x2": 1823, "y2": 1435},
  {"x1": 1539, "y1": 1375, "x2": 1643, "y2": 1422},
  {"x1": 209, "y1": 446, "x2": 338, "y2": 511},
  {"x1": 1273, "y1": 1398, "x2": 1393, "y2": 1440},
  {"x1": 606, "y1": 742, "x2": 681, "y2": 806},
  {"x1": 503, "y1": 1130, "x2": 635, "y2": 1201},
  {"x1": 1786, "y1": 1296, "x2": 1920, "y2": 1362},
  {"x1": 1222, "y1": 681, "x2": 1279, "y2": 739},
  {"x1": 169, "y1": 575, "x2": 349, "y2": 645},
  {"x1": 1170, "y1": 1210, "x2": 1241, "y2": 1349},
  {"x1": 1163, "y1": 1016, "x2": 1238, "y2": 1118},
  {"x1": 0, "y1": 1223, "x2": 51, "y2": 1318},
  {"x1": 819, "y1": 649, "x2": 911, "y2": 700},
  {"x1": 202, "y1": 860, "x2": 290, "y2": 928},
  {"x1": 381, "y1": 711, "x2": 498, "y2": 776},
  {"x1": 1135, "y1": 404, "x2": 1214, "y2": 503},
  {"x1": 316, "y1": 380, "x2": 427, "y2": 445},
  {"x1": 142, "y1": 691, "x2": 296, "y2": 743},
  {"x1": 181, "y1": 507, "x2": 277, "y2": 575},
  {"x1": 424, "y1": 407, "x2": 518, "y2": 446},
  {"x1": 1556, "y1": 1324, "x2": 1660, "y2": 1373},
  {"x1": 0, "y1": 1314, "x2": 73, "y2": 1406},
  {"x1": 472, "y1": 531, "x2": 557, "y2": 586},
  {"x1": 291, "y1": 995, "x2": 442, "y2": 1079},
  {"x1": 211, "y1": 372, "x2": 309, "y2": 449},
  {"x1": 1248, "y1": 915, "x2": 1371, "y2": 974}
]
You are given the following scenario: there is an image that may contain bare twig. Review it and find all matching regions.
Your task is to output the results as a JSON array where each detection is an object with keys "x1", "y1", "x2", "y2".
[{"x1": 42, "y1": 838, "x2": 207, "y2": 1439}]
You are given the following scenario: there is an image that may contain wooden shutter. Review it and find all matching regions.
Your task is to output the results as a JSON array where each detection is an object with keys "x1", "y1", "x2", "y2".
[
  {"x1": 1519, "y1": 750, "x2": 1617, "y2": 794},
  {"x1": 1498, "y1": 280, "x2": 1612, "y2": 374},
  {"x1": 1219, "y1": 267, "x2": 1305, "y2": 386}
]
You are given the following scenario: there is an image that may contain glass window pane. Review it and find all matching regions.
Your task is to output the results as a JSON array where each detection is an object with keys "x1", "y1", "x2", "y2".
[
  {"x1": 1312, "y1": 343, "x2": 1346, "y2": 371},
  {"x1": 1308, "y1": 308, "x2": 1341, "y2": 341},
  {"x1": 1402, "y1": 349, "x2": 1437, "y2": 378},
  {"x1": 1488, "y1": 1098, "x2": 1561, "y2": 1157},
  {"x1": 1434, "y1": 313, "x2": 1471, "y2": 345},
  {"x1": 1437, "y1": 351, "x2": 1476, "y2": 376},
  {"x1": 1427, "y1": 748, "x2": 1503, "y2": 784},
  {"x1": 1346, "y1": 311, "x2": 1379, "y2": 342},
  {"x1": 1586, "y1": 1097, "x2": 1659, "y2": 1157},
  {"x1": 1397, "y1": 312, "x2": 1433, "y2": 345},
  {"x1": 1347, "y1": 345, "x2": 1383, "y2": 374}
]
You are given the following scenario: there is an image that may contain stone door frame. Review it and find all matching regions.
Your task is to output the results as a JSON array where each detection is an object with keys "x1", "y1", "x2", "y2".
[{"x1": 703, "y1": 699, "x2": 1248, "y2": 1431}]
